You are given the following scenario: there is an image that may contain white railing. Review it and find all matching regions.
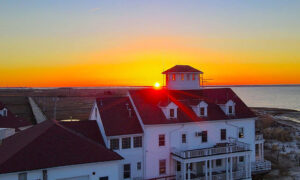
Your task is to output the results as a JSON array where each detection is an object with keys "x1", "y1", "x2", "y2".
[
  {"x1": 191, "y1": 170, "x2": 246, "y2": 180},
  {"x1": 172, "y1": 139, "x2": 250, "y2": 159},
  {"x1": 251, "y1": 160, "x2": 271, "y2": 174},
  {"x1": 255, "y1": 134, "x2": 264, "y2": 141}
]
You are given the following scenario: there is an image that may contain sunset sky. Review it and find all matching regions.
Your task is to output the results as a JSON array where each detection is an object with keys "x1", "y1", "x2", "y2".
[{"x1": 1, "y1": 0, "x2": 299, "y2": 87}]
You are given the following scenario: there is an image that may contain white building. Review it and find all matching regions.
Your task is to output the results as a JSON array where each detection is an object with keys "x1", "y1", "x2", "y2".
[
  {"x1": 0, "y1": 120, "x2": 123, "y2": 180},
  {"x1": 90, "y1": 65, "x2": 270, "y2": 180},
  {"x1": 0, "y1": 65, "x2": 270, "y2": 180}
]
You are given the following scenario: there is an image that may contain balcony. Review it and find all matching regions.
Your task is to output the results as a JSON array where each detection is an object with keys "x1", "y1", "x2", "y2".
[
  {"x1": 251, "y1": 160, "x2": 271, "y2": 175},
  {"x1": 190, "y1": 170, "x2": 247, "y2": 180},
  {"x1": 172, "y1": 138, "x2": 250, "y2": 159}
]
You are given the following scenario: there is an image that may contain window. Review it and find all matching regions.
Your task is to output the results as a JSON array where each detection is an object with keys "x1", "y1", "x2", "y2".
[
  {"x1": 181, "y1": 74, "x2": 184, "y2": 80},
  {"x1": 239, "y1": 156, "x2": 244, "y2": 162},
  {"x1": 172, "y1": 74, "x2": 176, "y2": 81},
  {"x1": 176, "y1": 161, "x2": 181, "y2": 171},
  {"x1": 181, "y1": 133, "x2": 186, "y2": 144},
  {"x1": 18, "y1": 173, "x2": 27, "y2": 180},
  {"x1": 228, "y1": 106, "x2": 233, "y2": 114},
  {"x1": 192, "y1": 74, "x2": 195, "y2": 80},
  {"x1": 3, "y1": 109, "x2": 7, "y2": 117},
  {"x1": 99, "y1": 177, "x2": 108, "y2": 180},
  {"x1": 202, "y1": 131, "x2": 207, "y2": 142},
  {"x1": 200, "y1": 107, "x2": 205, "y2": 116},
  {"x1": 187, "y1": 74, "x2": 190, "y2": 80},
  {"x1": 239, "y1": 127, "x2": 244, "y2": 138},
  {"x1": 166, "y1": 74, "x2": 169, "y2": 81},
  {"x1": 134, "y1": 136, "x2": 142, "y2": 148},
  {"x1": 110, "y1": 139, "x2": 119, "y2": 150},
  {"x1": 221, "y1": 129, "x2": 226, "y2": 140},
  {"x1": 123, "y1": 164, "x2": 131, "y2": 179},
  {"x1": 159, "y1": 159, "x2": 166, "y2": 175},
  {"x1": 122, "y1": 137, "x2": 131, "y2": 149},
  {"x1": 137, "y1": 162, "x2": 141, "y2": 170},
  {"x1": 216, "y1": 159, "x2": 222, "y2": 167},
  {"x1": 159, "y1": 134, "x2": 165, "y2": 146},
  {"x1": 170, "y1": 109, "x2": 175, "y2": 118}
]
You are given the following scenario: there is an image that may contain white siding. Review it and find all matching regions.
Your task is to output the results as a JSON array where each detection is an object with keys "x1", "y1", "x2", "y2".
[{"x1": 0, "y1": 161, "x2": 120, "y2": 180}]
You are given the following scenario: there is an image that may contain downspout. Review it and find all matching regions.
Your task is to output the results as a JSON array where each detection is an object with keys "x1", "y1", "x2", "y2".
[{"x1": 169, "y1": 124, "x2": 185, "y2": 176}]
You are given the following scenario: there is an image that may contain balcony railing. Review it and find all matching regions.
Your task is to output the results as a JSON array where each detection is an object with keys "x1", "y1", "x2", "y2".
[
  {"x1": 191, "y1": 170, "x2": 247, "y2": 180},
  {"x1": 251, "y1": 160, "x2": 271, "y2": 174},
  {"x1": 255, "y1": 134, "x2": 264, "y2": 141},
  {"x1": 172, "y1": 138, "x2": 250, "y2": 159}
]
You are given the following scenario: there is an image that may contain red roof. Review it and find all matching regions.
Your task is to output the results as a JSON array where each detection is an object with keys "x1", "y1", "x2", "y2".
[
  {"x1": 162, "y1": 65, "x2": 203, "y2": 74},
  {"x1": 96, "y1": 97, "x2": 143, "y2": 136},
  {"x1": 59, "y1": 120, "x2": 105, "y2": 145},
  {"x1": 129, "y1": 88, "x2": 256, "y2": 125},
  {"x1": 0, "y1": 102, "x2": 32, "y2": 129},
  {"x1": 0, "y1": 120, "x2": 122, "y2": 174}
]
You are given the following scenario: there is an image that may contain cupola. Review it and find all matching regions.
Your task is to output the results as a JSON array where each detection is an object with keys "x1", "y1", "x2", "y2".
[{"x1": 162, "y1": 65, "x2": 204, "y2": 90}]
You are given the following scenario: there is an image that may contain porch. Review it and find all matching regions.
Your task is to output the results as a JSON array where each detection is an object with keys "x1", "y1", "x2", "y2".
[{"x1": 171, "y1": 138, "x2": 252, "y2": 180}]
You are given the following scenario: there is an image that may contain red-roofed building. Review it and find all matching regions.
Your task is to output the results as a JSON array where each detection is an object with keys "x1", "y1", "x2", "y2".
[
  {"x1": 0, "y1": 101, "x2": 32, "y2": 140},
  {"x1": 88, "y1": 65, "x2": 270, "y2": 180},
  {"x1": 0, "y1": 120, "x2": 123, "y2": 180}
]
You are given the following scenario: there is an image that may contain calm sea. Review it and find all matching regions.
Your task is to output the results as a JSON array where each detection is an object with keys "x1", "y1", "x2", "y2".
[{"x1": 228, "y1": 86, "x2": 300, "y2": 111}]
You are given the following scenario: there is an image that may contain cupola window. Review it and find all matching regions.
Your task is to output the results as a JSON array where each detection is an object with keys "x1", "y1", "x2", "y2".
[
  {"x1": 181, "y1": 74, "x2": 184, "y2": 80},
  {"x1": 172, "y1": 74, "x2": 176, "y2": 81}
]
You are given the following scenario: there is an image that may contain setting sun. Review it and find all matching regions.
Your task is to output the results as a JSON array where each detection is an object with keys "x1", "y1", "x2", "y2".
[{"x1": 154, "y1": 82, "x2": 161, "y2": 89}]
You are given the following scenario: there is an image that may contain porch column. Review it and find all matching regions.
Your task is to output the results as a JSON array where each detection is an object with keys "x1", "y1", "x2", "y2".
[
  {"x1": 230, "y1": 157, "x2": 233, "y2": 180},
  {"x1": 248, "y1": 154, "x2": 252, "y2": 177},
  {"x1": 187, "y1": 163, "x2": 191, "y2": 180},
  {"x1": 261, "y1": 143, "x2": 264, "y2": 161},
  {"x1": 245, "y1": 155, "x2": 248, "y2": 178},
  {"x1": 209, "y1": 160, "x2": 212, "y2": 180},
  {"x1": 226, "y1": 157, "x2": 229, "y2": 180},
  {"x1": 181, "y1": 162, "x2": 186, "y2": 180},
  {"x1": 205, "y1": 160, "x2": 208, "y2": 180}
]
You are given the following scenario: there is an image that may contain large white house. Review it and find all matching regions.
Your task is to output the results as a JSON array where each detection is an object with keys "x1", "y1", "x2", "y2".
[
  {"x1": 0, "y1": 65, "x2": 270, "y2": 180},
  {"x1": 89, "y1": 65, "x2": 271, "y2": 180}
]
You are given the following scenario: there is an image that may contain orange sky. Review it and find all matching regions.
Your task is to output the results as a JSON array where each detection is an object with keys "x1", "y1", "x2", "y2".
[{"x1": 0, "y1": 1, "x2": 299, "y2": 87}]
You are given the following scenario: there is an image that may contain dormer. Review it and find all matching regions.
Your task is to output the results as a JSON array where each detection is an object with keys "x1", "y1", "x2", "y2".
[
  {"x1": 0, "y1": 108, "x2": 8, "y2": 117},
  {"x1": 191, "y1": 101, "x2": 208, "y2": 117},
  {"x1": 159, "y1": 101, "x2": 178, "y2": 119},
  {"x1": 223, "y1": 100, "x2": 235, "y2": 115},
  {"x1": 162, "y1": 65, "x2": 204, "y2": 90}
]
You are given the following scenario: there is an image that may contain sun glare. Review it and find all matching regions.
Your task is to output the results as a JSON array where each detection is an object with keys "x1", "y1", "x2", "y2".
[{"x1": 154, "y1": 82, "x2": 161, "y2": 89}]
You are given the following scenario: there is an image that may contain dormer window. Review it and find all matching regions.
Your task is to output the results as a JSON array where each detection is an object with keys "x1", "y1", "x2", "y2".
[
  {"x1": 225, "y1": 100, "x2": 235, "y2": 115},
  {"x1": 170, "y1": 109, "x2": 175, "y2": 118},
  {"x1": 159, "y1": 101, "x2": 178, "y2": 119},
  {"x1": 200, "y1": 107, "x2": 205, "y2": 116},
  {"x1": 228, "y1": 106, "x2": 233, "y2": 114},
  {"x1": 192, "y1": 101, "x2": 208, "y2": 117}
]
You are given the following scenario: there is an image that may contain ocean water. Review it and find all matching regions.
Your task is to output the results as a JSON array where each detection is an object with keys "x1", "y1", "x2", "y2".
[{"x1": 229, "y1": 86, "x2": 300, "y2": 111}]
